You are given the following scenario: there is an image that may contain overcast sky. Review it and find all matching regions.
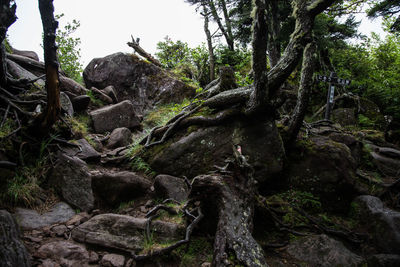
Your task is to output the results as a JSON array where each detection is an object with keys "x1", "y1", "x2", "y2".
[{"x1": 8, "y1": 0, "x2": 385, "y2": 68}]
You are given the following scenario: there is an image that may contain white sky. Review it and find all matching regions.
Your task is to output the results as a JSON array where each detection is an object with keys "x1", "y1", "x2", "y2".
[{"x1": 8, "y1": 0, "x2": 386, "y2": 68}]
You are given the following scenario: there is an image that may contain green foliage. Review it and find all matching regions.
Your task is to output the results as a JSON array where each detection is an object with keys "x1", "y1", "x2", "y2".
[
  {"x1": 0, "y1": 118, "x2": 16, "y2": 138},
  {"x1": 4, "y1": 36, "x2": 12, "y2": 53},
  {"x1": 143, "y1": 99, "x2": 191, "y2": 128},
  {"x1": 117, "y1": 200, "x2": 135, "y2": 212},
  {"x1": 130, "y1": 157, "x2": 154, "y2": 175},
  {"x1": 175, "y1": 237, "x2": 213, "y2": 266},
  {"x1": 55, "y1": 13, "x2": 83, "y2": 82},
  {"x1": 66, "y1": 114, "x2": 90, "y2": 138},
  {"x1": 86, "y1": 90, "x2": 104, "y2": 107}
]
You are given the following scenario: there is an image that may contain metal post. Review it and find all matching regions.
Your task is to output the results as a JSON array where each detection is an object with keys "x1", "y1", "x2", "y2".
[{"x1": 324, "y1": 72, "x2": 337, "y2": 120}]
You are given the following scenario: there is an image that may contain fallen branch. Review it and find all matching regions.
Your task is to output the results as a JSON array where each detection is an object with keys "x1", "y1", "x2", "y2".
[{"x1": 127, "y1": 35, "x2": 162, "y2": 67}]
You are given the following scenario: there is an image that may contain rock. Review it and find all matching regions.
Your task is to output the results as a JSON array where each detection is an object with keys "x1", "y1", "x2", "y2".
[
  {"x1": 39, "y1": 259, "x2": 60, "y2": 267},
  {"x1": 71, "y1": 95, "x2": 91, "y2": 112},
  {"x1": 60, "y1": 92, "x2": 74, "y2": 117},
  {"x1": 91, "y1": 87, "x2": 114, "y2": 104},
  {"x1": 49, "y1": 153, "x2": 94, "y2": 211},
  {"x1": 106, "y1": 127, "x2": 132, "y2": 149},
  {"x1": 7, "y1": 59, "x2": 45, "y2": 86},
  {"x1": 89, "y1": 251, "x2": 99, "y2": 263},
  {"x1": 11, "y1": 48, "x2": 40, "y2": 61},
  {"x1": 35, "y1": 241, "x2": 89, "y2": 267},
  {"x1": 89, "y1": 100, "x2": 141, "y2": 133},
  {"x1": 66, "y1": 212, "x2": 91, "y2": 226},
  {"x1": 102, "y1": 85, "x2": 118, "y2": 103},
  {"x1": 286, "y1": 136, "x2": 358, "y2": 211},
  {"x1": 72, "y1": 214, "x2": 183, "y2": 252},
  {"x1": 63, "y1": 138, "x2": 101, "y2": 163},
  {"x1": 154, "y1": 174, "x2": 189, "y2": 202},
  {"x1": 332, "y1": 108, "x2": 357, "y2": 126},
  {"x1": 100, "y1": 254, "x2": 125, "y2": 267},
  {"x1": 51, "y1": 225, "x2": 68, "y2": 237},
  {"x1": 353, "y1": 195, "x2": 400, "y2": 254},
  {"x1": 147, "y1": 117, "x2": 284, "y2": 183},
  {"x1": 83, "y1": 52, "x2": 196, "y2": 116},
  {"x1": 91, "y1": 171, "x2": 151, "y2": 206},
  {"x1": 329, "y1": 132, "x2": 363, "y2": 164},
  {"x1": 60, "y1": 75, "x2": 87, "y2": 95},
  {"x1": 0, "y1": 210, "x2": 30, "y2": 267},
  {"x1": 370, "y1": 151, "x2": 400, "y2": 176},
  {"x1": 13, "y1": 202, "x2": 75, "y2": 230},
  {"x1": 6, "y1": 53, "x2": 45, "y2": 76},
  {"x1": 367, "y1": 254, "x2": 400, "y2": 267},
  {"x1": 286, "y1": 234, "x2": 364, "y2": 267}
]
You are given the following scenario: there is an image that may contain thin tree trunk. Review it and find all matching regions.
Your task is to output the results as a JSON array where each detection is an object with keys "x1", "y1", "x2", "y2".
[
  {"x1": 246, "y1": 0, "x2": 268, "y2": 114},
  {"x1": 286, "y1": 41, "x2": 317, "y2": 148},
  {"x1": 266, "y1": 0, "x2": 281, "y2": 67},
  {"x1": 208, "y1": 0, "x2": 234, "y2": 51},
  {"x1": 202, "y1": 4, "x2": 215, "y2": 81},
  {"x1": 219, "y1": 0, "x2": 234, "y2": 49},
  {"x1": 38, "y1": 0, "x2": 61, "y2": 130},
  {"x1": 0, "y1": 0, "x2": 17, "y2": 87}
]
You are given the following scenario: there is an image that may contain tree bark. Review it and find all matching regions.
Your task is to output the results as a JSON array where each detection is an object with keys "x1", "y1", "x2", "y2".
[
  {"x1": 286, "y1": 41, "x2": 317, "y2": 148},
  {"x1": 266, "y1": 0, "x2": 281, "y2": 68},
  {"x1": 38, "y1": 0, "x2": 61, "y2": 130},
  {"x1": 208, "y1": 0, "x2": 234, "y2": 51},
  {"x1": 246, "y1": 0, "x2": 269, "y2": 115},
  {"x1": 219, "y1": 0, "x2": 234, "y2": 50},
  {"x1": 202, "y1": 4, "x2": 215, "y2": 81},
  {"x1": 0, "y1": 0, "x2": 17, "y2": 87}
]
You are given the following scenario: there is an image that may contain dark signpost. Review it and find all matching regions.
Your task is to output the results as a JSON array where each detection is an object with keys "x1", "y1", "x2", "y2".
[{"x1": 316, "y1": 72, "x2": 351, "y2": 120}]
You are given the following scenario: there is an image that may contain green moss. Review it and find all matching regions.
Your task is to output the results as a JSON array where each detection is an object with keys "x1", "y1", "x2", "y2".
[
  {"x1": 66, "y1": 115, "x2": 91, "y2": 138},
  {"x1": 130, "y1": 157, "x2": 155, "y2": 176},
  {"x1": 86, "y1": 90, "x2": 104, "y2": 107},
  {"x1": 175, "y1": 237, "x2": 213, "y2": 266},
  {"x1": 117, "y1": 200, "x2": 135, "y2": 212}
]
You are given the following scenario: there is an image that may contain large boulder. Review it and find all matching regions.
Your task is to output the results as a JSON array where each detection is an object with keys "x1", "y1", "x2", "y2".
[
  {"x1": 11, "y1": 48, "x2": 39, "y2": 61},
  {"x1": 0, "y1": 210, "x2": 30, "y2": 267},
  {"x1": 332, "y1": 108, "x2": 357, "y2": 126},
  {"x1": 352, "y1": 195, "x2": 400, "y2": 254},
  {"x1": 91, "y1": 171, "x2": 151, "y2": 206},
  {"x1": 286, "y1": 234, "x2": 364, "y2": 266},
  {"x1": 13, "y1": 202, "x2": 75, "y2": 230},
  {"x1": 72, "y1": 214, "x2": 184, "y2": 252},
  {"x1": 89, "y1": 100, "x2": 141, "y2": 133},
  {"x1": 106, "y1": 127, "x2": 132, "y2": 149},
  {"x1": 146, "y1": 118, "x2": 285, "y2": 183},
  {"x1": 286, "y1": 136, "x2": 359, "y2": 211},
  {"x1": 59, "y1": 75, "x2": 87, "y2": 96},
  {"x1": 62, "y1": 138, "x2": 101, "y2": 163},
  {"x1": 49, "y1": 153, "x2": 94, "y2": 211},
  {"x1": 83, "y1": 52, "x2": 196, "y2": 115}
]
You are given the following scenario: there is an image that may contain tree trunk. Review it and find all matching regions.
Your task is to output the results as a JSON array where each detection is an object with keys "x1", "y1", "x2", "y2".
[
  {"x1": 219, "y1": 0, "x2": 234, "y2": 50},
  {"x1": 38, "y1": 0, "x2": 61, "y2": 130},
  {"x1": 286, "y1": 41, "x2": 317, "y2": 148},
  {"x1": 208, "y1": 0, "x2": 234, "y2": 51},
  {"x1": 202, "y1": 4, "x2": 215, "y2": 81},
  {"x1": 0, "y1": 0, "x2": 17, "y2": 87},
  {"x1": 266, "y1": 0, "x2": 281, "y2": 68},
  {"x1": 190, "y1": 170, "x2": 268, "y2": 266},
  {"x1": 246, "y1": 0, "x2": 268, "y2": 114},
  {"x1": 127, "y1": 36, "x2": 163, "y2": 67}
]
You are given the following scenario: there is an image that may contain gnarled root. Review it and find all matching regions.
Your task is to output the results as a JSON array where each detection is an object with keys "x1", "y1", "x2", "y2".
[{"x1": 190, "y1": 171, "x2": 268, "y2": 267}]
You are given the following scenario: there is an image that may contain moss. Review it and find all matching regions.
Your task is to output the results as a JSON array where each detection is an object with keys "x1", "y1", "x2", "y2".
[
  {"x1": 175, "y1": 237, "x2": 213, "y2": 266},
  {"x1": 86, "y1": 90, "x2": 104, "y2": 107}
]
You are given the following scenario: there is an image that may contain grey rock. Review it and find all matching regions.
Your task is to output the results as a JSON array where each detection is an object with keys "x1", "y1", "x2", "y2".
[
  {"x1": 367, "y1": 254, "x2": 400, "y2": 267},
  {"x1": 13, "y1": 202, "x2": 75, "y2": 230},
  {"x1": 91, "y1": 87, "x2": 114, "y2": 104},
  {"x1": 90, "y1": 100, "x2": 141, "y2": 133},
  {"x1": 83, "y1": 52, "x2": 195, "y2": 116},
  {"x1": 353, "y1": 195, "x2": 400, "y2": 254},
  {"x1": 286, "y1": 136, "x2": 358, "y2": 212},
  {"x1": 60, "y1": 92, "x2": 74, "y2": 117},
  {"x1": 63, "y1": 138, "x2": 101, "y2": 163},
  {"x1": 286, "y1": 234, "x2": 364, "y2": 267},
  {"x1": 39, "y1": 259, "x2": 60, "y2": 267},
  {"x1": 11, "y1": 48, "x2": 40, "y2": 61},
  {"x1": 7, "y1": 59, "x2": 45, "y2": 86},
  {"x1": 71, "y1": 95, "x2": 91, "y2": 112},
  {"x1": 60, "y1": 75, "x2": 87, "y2": 95},
  {"x1": 102, "y1": 85, "x2": 118, "y2": 103},
  {"x1": 106, "y1": 127, "x2": 132, "y2": 149},
  {"x1": 51, "y1": 225, "x2": 68, "y2": 237},
  {"x1": 100, "y1": 254, "x2": 125, "y2": 267},
  {"x1": 49, "y1": 153, "x2": 94, "y2": 211},
  {"x1": 72, "y1": 214, "x2": 183, "y2": 252},
  {"x1": 35, "y1": 241, "x2": 89, "y2": 267},
  {"x1": 154, "y1": 174, "x2": 189, "y2": 202},
  {"x1": 91, "y1": 171, "x2": 151, "y2": 206},
  {"x1": 89, "y1": 251, "x2": 99, "y2": 263},
  {"x1": 0, "y1": 210, "x2": 30, "y2": 267},
  {"x1": 369, "y1": 146, "x2": 400, "y2": 176},
  {"x1": 148, "y1": 117, "x2": 284, "y2": 183},
  {"x1": 332, "y1": 108, "x2": 357, "y2": 126}
]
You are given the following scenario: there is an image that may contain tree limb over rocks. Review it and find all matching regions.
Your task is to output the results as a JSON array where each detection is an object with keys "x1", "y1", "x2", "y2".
[{"x1": 127, "y1": 35, "x2": 163, "y2": 67}]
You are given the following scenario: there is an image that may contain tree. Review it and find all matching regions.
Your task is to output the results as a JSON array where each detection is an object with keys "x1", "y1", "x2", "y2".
[
  {"x1": 54, "y1": 13, "x2": 83, "y2": 82},
  {"x1": 37, "y1": 0, "x2": 60, "y2": 132},
  {"x1": 0, "y1": 0, "x2": 17, "y2": 87},
  {"x1": 368, "y1": 0, "x2": 400, "y2": 32}
]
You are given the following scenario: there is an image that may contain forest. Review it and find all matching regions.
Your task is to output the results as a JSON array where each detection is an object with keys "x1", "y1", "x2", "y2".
[{"x1": 1, "y1": 0, "x2": 400, "y2": 266}]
